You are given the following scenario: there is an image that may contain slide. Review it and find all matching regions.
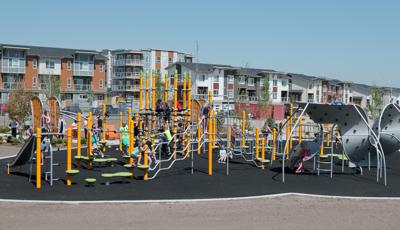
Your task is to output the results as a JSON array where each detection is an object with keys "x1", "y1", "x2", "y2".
[{"x1": 9, "y1": 136, "x2": 36, "y2": 167}]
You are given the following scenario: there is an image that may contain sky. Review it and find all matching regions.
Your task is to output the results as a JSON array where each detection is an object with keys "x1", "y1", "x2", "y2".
[{"x1": 0, "y1": 0, "x2": 399, "y2": 86}]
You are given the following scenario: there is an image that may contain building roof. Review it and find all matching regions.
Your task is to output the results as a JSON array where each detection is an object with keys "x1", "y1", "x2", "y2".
[
  {"x1": 166, "y1": 62, "x2": 236, "y2": 73},
  {"x1": 0, "y1": 44, "x2": 107, "y2": 61}
]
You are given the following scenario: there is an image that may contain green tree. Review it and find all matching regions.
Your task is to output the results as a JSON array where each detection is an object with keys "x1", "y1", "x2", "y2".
[
  {"x1": 44, "y1": 76, "x2": 61, "y2": 99},
  {"x1": 8, "y1": 83, "x2": 36, "y2": 123},
  {"x1": 368, "y1": 86, "x2": 384, "y2": 120},
  {"x1": 259, "y1": 75, "x2": 270, "y2": 105},
  {"x1": 155, "y1": 74, "x2": 164, "y2": 101}
]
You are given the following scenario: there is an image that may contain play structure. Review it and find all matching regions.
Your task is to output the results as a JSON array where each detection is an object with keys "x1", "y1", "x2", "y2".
[{"x1": 4, "y1": 71, "x2": 400, "y2": 193}]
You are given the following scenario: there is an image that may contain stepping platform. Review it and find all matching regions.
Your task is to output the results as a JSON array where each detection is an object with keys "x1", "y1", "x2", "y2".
[
  {"x1": 85, "y1": 178, "x2": 96, "y2": 186},
  {"x1": 137, "y1": 165, "x2": 149, "y2": 170},
  {"x1": 123, "y1": 164, "x2": 134, "y2": 169},
  {"x1": 255, "y1": 158, "x2": 271, "y2": 164},
  {"x1": 66, "y1": 169, "x2": 80, "y2": 176},
  {"x1": 101, "y1": 172, "x2": 133, "y2": 185},
  {"x1": 74, "y1": 156, "x2": 90, "y2": 161}
]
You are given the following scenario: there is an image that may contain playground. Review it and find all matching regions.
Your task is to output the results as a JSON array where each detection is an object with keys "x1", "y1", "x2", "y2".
[{"x1": 1, "y1": 71, "x2": 400, "y2": 201}]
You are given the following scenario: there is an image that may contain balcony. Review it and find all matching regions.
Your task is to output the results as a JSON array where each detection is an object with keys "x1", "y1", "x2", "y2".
[
  {"x1": 112, "y1": 72, "x2": 141, "y2": 79},
  {"x1": 239, "y1": 95, "x2": 259, "y2": 102},
  {"x1": 113, "y1": 59, "x2": 144, "y2": 66},
  {"x1": 74, "y1": 84, "x2": 91, "y2": 92},
  {"x1": 111, "y1": 85, "x2": 140, "y2": 92},
  {"x1": 2, "y1": 82, "x2": 22, "y2": 90}
]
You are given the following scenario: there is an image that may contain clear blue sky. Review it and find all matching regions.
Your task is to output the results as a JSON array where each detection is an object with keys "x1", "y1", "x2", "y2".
[{"x1": 1, "y1": 0, "x2": 399, "y2": 86}]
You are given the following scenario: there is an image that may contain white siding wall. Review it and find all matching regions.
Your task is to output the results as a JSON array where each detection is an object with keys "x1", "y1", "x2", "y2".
[{"x1": 38, "y1": 58, "x2": 61, "y2": 75}]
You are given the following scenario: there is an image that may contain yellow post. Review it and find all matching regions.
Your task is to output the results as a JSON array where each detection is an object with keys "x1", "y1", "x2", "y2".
[
  {"x1": 145, "y1": 71, "x2": 149, "y2": 111},
  {"x1": 102, "y1": 102, "x2": 106, "y2": 140},
  {"x1": 273, "y1": 127, "x2": 277, "y2": 160},
  {"x1": 227, "y1": 127, "x2": 232, "y2": 149},
  {"x1": 326, "y1": 132, "x2": 331, "y2": 147},
  {"x1": 213, "y1": 110, "x2": 217, "y2": 148},
  {"x1": 261, "y1": 136, "x2": 265, "y2": 170},
  {"x1": 77, "y1": 112, "x2": 81, "y2": 157},
  {"x1": 289, "y1": 104, "x2": 293, "y2": 151},
  {"x1": 187, "y1": 73, "x2": 192, "y2": 156},
  {"x1": 299, "y1": 117, "x2": 303, "y2": 144},
  {"x1": 87, "y1": 112, "x2": 92, "y2": 158},
  {"x1": 36, "y1": 128, "x2": 41, "y2": 189},
  {"x1": 183, "y1": 72, "x2": 187, "y2": 110},
  {"x1": 119, "y1": 112, "x2": 123, "y2": 151},
  {"x1": 255, "y1": 128, "x2": 259, "y2": 159},
  {"x1": 197, "y1": 117, "x2": 201, "y2": 155},
  {"x1": 139, "y1": 71, "x2": 143, "y2": 112},
  {"x1": 242, "y1": 110, "x2": 246, "y2": 147},
  {"x1": 128, "y1": 119, "x2": 133, "y2": 161},
  {"x1": 285, "y1": 116, "x2": 289, "y2": 159},
  {"x1": 144, "y1": 150, "x2": 148, "y2": 180},
  {"x1": 164, "y1": 73, "x2": 169, "y2": 102},
  {"x1": 152, "y1": 71, "x2": 156, "y2": 133},
  {"x1": 173, "y1": 70, "x2": 178, "y2": 159},
  {"x1": 208, "y1": 109, "x2": 213, "y2": 176},
  {"x1": 67, "y1": 128, "x2": 72, "y2": 186}
]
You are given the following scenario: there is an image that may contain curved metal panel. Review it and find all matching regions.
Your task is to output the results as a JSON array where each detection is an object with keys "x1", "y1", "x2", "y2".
[
  {"x1": 300, "y1": 103, "x2": 372, "y2": 163},
  {"x1": 375, "y1": 103, "x2": 400, "y2": 155}
]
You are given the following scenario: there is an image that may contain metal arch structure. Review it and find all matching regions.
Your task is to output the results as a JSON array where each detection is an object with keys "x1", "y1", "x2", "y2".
[
  {"x1": 373, "y1": 103, "x2": 400, "y2": 155},
  {"x1": 282, "y1": 103, "x2": 386, "y2": 185}
]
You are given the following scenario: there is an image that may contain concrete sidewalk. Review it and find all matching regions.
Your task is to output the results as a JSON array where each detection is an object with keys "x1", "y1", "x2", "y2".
[
  {"x1": 0, "y1": 196, "x2": 398, "y2": 230},
  {"x1": 0, "y1": 144, "x2": 21, "y2": 158}
]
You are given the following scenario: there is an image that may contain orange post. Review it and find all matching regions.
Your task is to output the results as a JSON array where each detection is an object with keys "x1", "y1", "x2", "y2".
[
  {"x1": 285, "y1": 116, "x2": 289, "y2": 159},
  {"x1": 145, "y1": 71, "x2": 149, "y2": 111},
  {"x1": 164, "y1": 73, "x2": 169, "y2": 102},
  {"x1": 187, "y1": 73, "x2": 192, "y2": 156},
  {"x1": 273, "y1": 127, "x2": 277, "y2": 160},
  {"x1": 119, "y1": 112, "x2": 123, "y2": 151},
  {"x1": 197, "y1": 117, "x2": 201, "y2": 155},
  {"x1": 87, "y1": 112, "x2": 92, "y2": 159},
  {"x1": 102, "y1": 102, "x2": 106, "y2": 140},
  {"x1": 36, "y1": 128, "x2": 41, "y2": 189},
  {"x1": 183, "y1": 72, "x2": 187, "y2": 110},
  {"x1": 255, "y1": 128, "x2": 259, "y2": 159},
  {"x1": 261, "y1": 136, "x2": 265, "y2": 169},
  {"x1": 67, "y1": 128, "x2": 72, "y2": 186},
  {"x1": 289, "y1": 104, "x2": 293, "y2": 151},
  {"x1": 242, "y1": 110, "x2": 246, "y2": 147},
  {"x1": 227, "y1": 127, "x2": 232, "y2": 149},
  {"x1": 77, "y1": 112, "x2": 81, "y2": 157},
  {"x1": 208, "y1": 109, "x2": 213, "y2": 176}
]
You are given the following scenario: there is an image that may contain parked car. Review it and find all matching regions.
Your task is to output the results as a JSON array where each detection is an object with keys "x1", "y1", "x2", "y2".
[{"x1": 63, "y1": 106, "x2": 82, "y2": 114}]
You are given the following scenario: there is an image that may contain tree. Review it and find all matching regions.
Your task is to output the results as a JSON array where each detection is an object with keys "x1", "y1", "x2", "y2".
[
  {"x1": 259, "y1": 75, "x2": 270, "y2": 105},
  {"x1": 44, "y1": 76, "x2": 61, "y2": 99},
  {"x1": 368, "y1": 86, "x2": 384, "y2": 120},
  {"x1": 8, "y1": 83, "x2": 36, "y2": 123},
  {"x1": 155, "y1": 74, "x2": 164, "y2": 101}
]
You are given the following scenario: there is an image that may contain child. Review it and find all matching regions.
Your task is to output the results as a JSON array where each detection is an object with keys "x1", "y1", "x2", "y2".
[
  {"x1": 129, "y1": 140, "x2": 141, "y2": 167},
  {"x1": 137, "y1": 140, "x2": 152, "y2": 166},
  {"x1": 91, "y1": 130, "x2": 104, "y2": 158},
  {"x1": 217, "y1": 145, "x2": 228, "y2": 164},
  {"x1": 120, "y1": 123, "x2": 129, "y2": 155}
]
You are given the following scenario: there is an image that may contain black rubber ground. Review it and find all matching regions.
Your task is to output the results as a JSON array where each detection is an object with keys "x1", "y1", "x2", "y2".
[{"x1": 0, "y1": 147, "x2": 399, "y2": 201}]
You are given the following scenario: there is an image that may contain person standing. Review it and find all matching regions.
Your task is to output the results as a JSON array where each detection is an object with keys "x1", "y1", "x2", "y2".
[
  {"x1": 58, "y1": 116, "x2": 66, "y2": 139},
  {"x1": 41, "y1": 110, "x2": 51, "y2": 132},
  {"x1": 9, "y1": 117, "x2": 19, "y2": 138}
]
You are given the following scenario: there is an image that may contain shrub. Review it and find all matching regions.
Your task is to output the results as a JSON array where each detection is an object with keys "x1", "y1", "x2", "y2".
[{"x1": 0, "y1": 126, "x2": 10, "y2": 133}]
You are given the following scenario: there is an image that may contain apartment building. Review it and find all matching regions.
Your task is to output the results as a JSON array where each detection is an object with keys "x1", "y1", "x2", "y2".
[
  {"x1": 103, "y1": 48, "x2": 192, "y2": 103},
  {"x1": 0, "y1": 44, "x2": 107, "y2": 108},
  {"x1": 166, "y1": 62, "x2": 233, "y2": 110}
]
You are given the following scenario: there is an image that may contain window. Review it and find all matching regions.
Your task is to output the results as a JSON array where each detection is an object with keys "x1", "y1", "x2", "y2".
[
  {"x1": 99, "y1": 63, "x2": 104, "y2": 72},
  {"x1": 46, "y1": 60, "x2": 55, "y2": 69},
  {"x1": 67, "y1": 61, "x2": 72, "y2": 70},
  {"x1": 260, "y1": 78, "x2": 264, "y2": 87},
  {"x1": 156, "y1": 57, "x2": 161, "y2": 63},
  {"x1": 80, "y1": 62, "x2": 89, "y2": 71},
  {"x1": 239, "y1": 76, "x2": 245, "y2": 84},
  {"x1": 248, "y1": 78, "x2": 254, "y2": 86},
  {"x1": 213, "y1": 89, "x2": 219, "y2": 96},
  {"x1": 67, "y1": 79, "x2": 71, "y2": 88},
  {"x1": 273, "y1": 80, "x2": 277, "y2": 87},
  {"x1": 199, "y1": 75, "x2": 207, "y2": 82},
  {"x1": 100, "y1": 80, "x2": 104, "y2": 89},
  {"x1": 273, "y1": 92, "x2": 277, "y2": 99},
  {"x1": 32, "y1": 76, "x2": 37, "y2": 87},
  {"x1": 10, "y1": 58, "x2": 18, "y2": 67},
  {"x1": 282, "y1": 80, "x2": 287, "y2": 87},
  {"x1": 227, "y1": 75, "x2": 234, "y2": 84},
  {"x1": 213, "y1": 75, "x2": 219, "y2": 83},
  {"x1": 168, "y1": 58, "x2": 173, "y2": 64},
  {"x1": 32, "y1": 59, "x2": 37, "y2": 69},
  {"x1": 228, "y1": 89, "x2": 234, "y2": 98},
  {"x1": 308, "y1": 84, "x2": 313, "y2": 89},
  {"x1": 65, "y1": 94, "x2": 72, "y2": 100},
  {"x1": 98, "y1": 95, "x2": 104, "y2": 100}
]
